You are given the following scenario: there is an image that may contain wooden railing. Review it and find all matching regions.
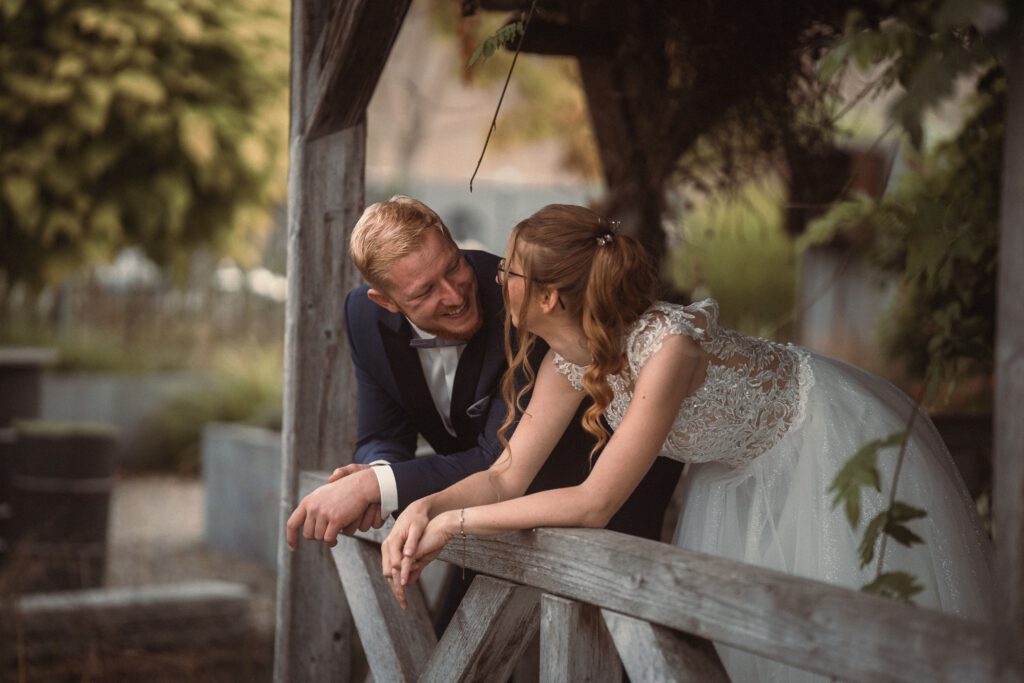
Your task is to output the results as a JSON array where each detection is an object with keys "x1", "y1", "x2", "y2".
[{"x1": 300, "y1": 471, "x2": 992, "y2": 683}]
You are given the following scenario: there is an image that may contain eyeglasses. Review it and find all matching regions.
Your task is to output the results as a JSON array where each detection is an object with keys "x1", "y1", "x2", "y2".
[
  {"x1": 496, "y1": 258, "x2": 566, "y2": 309},
  {"x1": 495, "y1": 258, "x2": 526, "y2": 285}
]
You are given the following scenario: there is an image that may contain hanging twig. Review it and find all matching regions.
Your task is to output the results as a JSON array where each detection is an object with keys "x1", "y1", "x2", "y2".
[{"x1": 469, "y1": 0, "x2": 538, "y2": 192}]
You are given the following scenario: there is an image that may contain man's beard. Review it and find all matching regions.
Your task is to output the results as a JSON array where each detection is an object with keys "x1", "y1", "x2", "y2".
[{"x1": 404, "y1": 300, "x2": 483, "y2": 341}]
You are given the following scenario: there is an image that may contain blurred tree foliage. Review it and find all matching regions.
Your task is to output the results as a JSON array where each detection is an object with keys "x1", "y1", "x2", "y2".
[
  {"x1": 806, "y1": 0, "x2": 1006, "y2": 386},
  {"x1": 0, "y1": 0, "x2": 289, "y2": 288},
  {"x1": 672, "y1": 181, "x2": 797, "y2": 340},
  {"x1": 427, "y1": 0, "x2": 602, "y2": 180}
]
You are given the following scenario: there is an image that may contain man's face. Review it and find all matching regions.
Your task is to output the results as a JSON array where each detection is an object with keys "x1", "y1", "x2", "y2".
[{"x1": 369, "y1": 230, "x2": 483, "y2": 340}]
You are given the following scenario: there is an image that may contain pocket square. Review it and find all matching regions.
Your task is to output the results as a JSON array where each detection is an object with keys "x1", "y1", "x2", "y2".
[{"x1": 466, "y1": 396, "x2": 491, "y2": 419}]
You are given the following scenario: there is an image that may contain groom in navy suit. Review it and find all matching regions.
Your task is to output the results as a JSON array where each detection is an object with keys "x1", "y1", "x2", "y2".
[{"x1": 286, "y1": 196, "x2": 681, "y2": 555}]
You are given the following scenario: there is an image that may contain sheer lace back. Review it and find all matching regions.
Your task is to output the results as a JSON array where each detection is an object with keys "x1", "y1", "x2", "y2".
[{"x1": 552, "y1": 299, "x2": 813, "y2": 468}]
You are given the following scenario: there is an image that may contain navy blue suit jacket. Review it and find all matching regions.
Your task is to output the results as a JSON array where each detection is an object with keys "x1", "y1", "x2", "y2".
[
  {"x1": 345, "y1": 251, "x2": 509, "y2": 508},
  {"x1": 345, "y1": 250, "x2": 683, "y2": 539}
]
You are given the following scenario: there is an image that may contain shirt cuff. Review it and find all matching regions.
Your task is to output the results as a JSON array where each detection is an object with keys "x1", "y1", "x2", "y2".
[{"x1": 370, "y1": 464, "x2": 398, "y2": 519}]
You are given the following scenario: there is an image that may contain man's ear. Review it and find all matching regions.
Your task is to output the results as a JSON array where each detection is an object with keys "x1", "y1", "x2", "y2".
[{"x1": 367, "y1": 288, "x2": 401, "y2": 314}]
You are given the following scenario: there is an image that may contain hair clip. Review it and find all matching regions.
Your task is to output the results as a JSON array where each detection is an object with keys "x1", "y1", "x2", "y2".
[{"x1": 596, "y1": 233, "x2": 613, "y2": 246}]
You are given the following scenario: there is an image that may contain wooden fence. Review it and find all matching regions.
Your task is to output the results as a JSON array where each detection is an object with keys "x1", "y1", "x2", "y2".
[{"x1": 300, "y1": 471, "x2": 992, "y2": 683}]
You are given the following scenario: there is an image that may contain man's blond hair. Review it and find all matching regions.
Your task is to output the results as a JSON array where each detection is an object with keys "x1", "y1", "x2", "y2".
[{"x1": 349, "y1": 195, "x2": 455, "y2": 291}]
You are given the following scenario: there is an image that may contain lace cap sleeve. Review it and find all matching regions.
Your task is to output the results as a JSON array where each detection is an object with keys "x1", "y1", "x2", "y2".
[
  {"x1": 626, "y1": 299, "x2": 719, "y2": 374},
  {"x1": 551, "y1": 352, "x2": 585, "y2": 391}
]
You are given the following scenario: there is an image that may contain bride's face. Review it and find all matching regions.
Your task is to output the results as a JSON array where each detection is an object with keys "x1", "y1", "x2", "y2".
[{"x1": 499, "y1": 252, "x2": 529, "y2": 328}]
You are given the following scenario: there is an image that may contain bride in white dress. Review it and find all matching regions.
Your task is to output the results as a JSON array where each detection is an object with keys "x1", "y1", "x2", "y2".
[{"x1": 381, "y1": 204, "x2": 992, "y2": 681}]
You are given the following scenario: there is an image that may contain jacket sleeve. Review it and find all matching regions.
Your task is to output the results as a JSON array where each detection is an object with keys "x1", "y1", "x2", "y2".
[
  {"x1": 346, "y1": 291, "x2": 419, "y2": 465},
  {"x1": 389, "y1": 389, "x2": 507, "y2": 511},
  {"x1": 389, "y1": 337, "x2": 546, "y2": 512}
]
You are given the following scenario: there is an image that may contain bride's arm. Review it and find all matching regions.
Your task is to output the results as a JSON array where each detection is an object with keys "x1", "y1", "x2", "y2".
[
  {"x1": 381, "y1": 350, "x2": 584, "y2": 583},
  {"x1": 399, "y1": 334, "x2": 704, "y2": 583}
]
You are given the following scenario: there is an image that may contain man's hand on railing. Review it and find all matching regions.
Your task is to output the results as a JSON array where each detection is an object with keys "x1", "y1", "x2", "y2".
[{"x1": 285, "y1": 466, "x2": 385, "y2": 550}]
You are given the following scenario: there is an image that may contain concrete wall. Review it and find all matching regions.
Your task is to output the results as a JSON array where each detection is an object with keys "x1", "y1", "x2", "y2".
[
  {"x1": 201, "y1": 423, "x2": 281, "y2": 569},
  {"x1": 40, "y1": 372, "x2": 209, "y2": 465}
]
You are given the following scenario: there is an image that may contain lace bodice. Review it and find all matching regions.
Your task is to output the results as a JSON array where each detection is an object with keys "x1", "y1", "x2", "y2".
[{"x1": 552, "y1": 299, "x2": 813, "y2": 468}]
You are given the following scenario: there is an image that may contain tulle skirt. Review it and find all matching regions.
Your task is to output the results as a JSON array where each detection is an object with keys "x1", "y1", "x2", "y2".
[{"x1": 672, "y1": 353, "x2": 993, "y2": 682}]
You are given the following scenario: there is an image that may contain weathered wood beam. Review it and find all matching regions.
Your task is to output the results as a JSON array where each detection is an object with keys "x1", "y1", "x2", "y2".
[
  {"x1": 516, "y1": 19, "x2": 613, "y2": 57},
  {"x1": 352, "y1": 523, "x2": 991, "y2": 682},
  {"x1": 305, "y1": 0, "x2": 412, "y2": 140},
  {"x1": 275, "y1": 0, "x2": 373, "y2": 678},
  {"x1": 601, "y1": 610, "x2": 728, "y2": 682},
  {"x1": 993, "y1": 5, "x2": 1024, "y2": 682},
  {"x1": 420, "y1": 576, "x2": 540, "y2": 682},
  {"x1": 332, "y1": 535, "x2": 437, "y2": 682},
  {"x1": 540, "y1": 595, "x2": 622, "y2": 683}
]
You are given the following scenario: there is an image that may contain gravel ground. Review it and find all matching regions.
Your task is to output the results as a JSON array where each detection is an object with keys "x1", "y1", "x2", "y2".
[{"x1": 105, "y1": 474, "x2": 278, "y2": 636}]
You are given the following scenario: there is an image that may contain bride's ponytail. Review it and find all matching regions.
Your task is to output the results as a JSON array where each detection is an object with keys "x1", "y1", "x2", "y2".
[
  {"x1": 580, "y1": 224, "x2": 656, "y2": 455},
  {"x1": 497, "y1": 206, "x2": 656, "y2": 459}
]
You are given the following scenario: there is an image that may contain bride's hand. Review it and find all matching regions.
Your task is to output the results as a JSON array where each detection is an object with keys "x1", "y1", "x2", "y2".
[
  {"x1": 381, "y1": 500, "x2": 431, "y2": 605},
  {"x1": 399, "y1": 510, "x2": 459, "y2": 587}
]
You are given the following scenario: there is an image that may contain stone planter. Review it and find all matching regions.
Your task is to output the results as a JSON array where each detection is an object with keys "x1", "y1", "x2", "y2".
[
  {"x1": 7, "y1": 421, "x2": 117, "y2": 592},
  {"x1": 0, "y1": 347, "x2": 57, "y2": 428}
]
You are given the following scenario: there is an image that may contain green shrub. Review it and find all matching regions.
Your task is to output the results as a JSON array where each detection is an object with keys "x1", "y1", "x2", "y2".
[
  {"x1": 671, "y1": 180, "x2": 797, "y2": 340},
  {"x1": 131, "y1": 346, "x2": 282, "y2": 473}
]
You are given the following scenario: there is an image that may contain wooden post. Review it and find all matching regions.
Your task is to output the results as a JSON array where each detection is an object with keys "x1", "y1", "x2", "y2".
[
  {"x1": 994, "y1": 5, "x2": 1024, "y2": 681},
  {"x1": 601, "y1": 610, "x2": 728, "y2": 682},
  {"x1": 332, "y1": 536, "x2": 437, "y2": 682},
  {"x1": 540, "y1": 594, "x2": 622, "y2": 683},
  {"x1": 273, "y1": 124, "x2": 365, "y2": 682},
  {"x1": 275, "y1": 0, "x2": 411, "y2": 679},
  {"x1": 274, "y1": 1, "x2": 366, "y2": 680},
  {"x1": 421, "y1": 576, "x2": 540, "y2": 682}
]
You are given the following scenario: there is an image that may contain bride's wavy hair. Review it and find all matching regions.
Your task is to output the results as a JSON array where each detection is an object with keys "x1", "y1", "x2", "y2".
[{"x1": 498, "y1": 204, "x2": 656, "y2": 458}]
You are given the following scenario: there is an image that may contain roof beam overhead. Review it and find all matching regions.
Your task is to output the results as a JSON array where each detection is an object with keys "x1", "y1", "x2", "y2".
[{"x1": 305, "y1": 0, "x2": 413, "y2": 140}]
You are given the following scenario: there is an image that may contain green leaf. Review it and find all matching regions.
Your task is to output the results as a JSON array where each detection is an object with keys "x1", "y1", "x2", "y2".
[
  {"x1": 40, "y1": 208, "x2": 83, "y2": 244},
  {"x1": 858, "y1": 510, "x2": 887, "y2": 567},
  {"x1": 818, "y1": 39, "x2": 852, "y2": 83},
  {"x1": 829, "y1": 432, "x2": 905, "y2": 527},
  {"x1": 2, "y1": 174, "x2": 41, "y2": 230},
  {"x1": 884, "y1": 501, "x2": 927, "y2": 548},
  {"x1": 466, "y1": 19, "x2": 525, "y2": 68},
  {"x1": 114, "y1": 69, "x2": 166, "y2": 106},
  {"x1": 1, "y1": 0, "x2": 25, "y2": 21},
  {"x1": 861, "y1": 571, "x2": 924, "y2": 604}
]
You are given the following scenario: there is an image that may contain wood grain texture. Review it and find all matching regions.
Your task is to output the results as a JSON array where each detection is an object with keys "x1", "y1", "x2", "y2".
[
  {"x1": 354, "y1": 525, "x2": 991, "y2": 682},
  {"x1": 305, "y1": 0, "x2": 412, "y2": 139},
  {"x1": 540, "y1": 594, "x2": 622, "y2": 683},
  {"x1": 994, "y1": 6, "x2": 1024, "y2": 682},
  {"x1": 275, "y1": 1, "x2": 370, "y2": 679},
  {"x1": 421, "y1": 576, "x2": 540, "y2": 683},
  {"x1": 333, "y1": 535, "x2": 436, "y2": 682},
  {"x1": 601, "y1": 610, "x2": 728, "y2": 683}
]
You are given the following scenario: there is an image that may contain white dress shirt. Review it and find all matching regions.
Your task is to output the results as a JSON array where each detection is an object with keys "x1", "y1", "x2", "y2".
[{"x1": 370, "y1": 321, "x2": 464, "y2": 518}]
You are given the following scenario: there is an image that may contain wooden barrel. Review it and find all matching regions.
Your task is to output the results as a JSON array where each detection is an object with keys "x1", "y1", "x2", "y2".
[
  {"x1": 8, "y1": 421, "x2": 117, "y2": 592},
  {"x1": 0, "y1": 348, "x2": 56, "y2": 568}
]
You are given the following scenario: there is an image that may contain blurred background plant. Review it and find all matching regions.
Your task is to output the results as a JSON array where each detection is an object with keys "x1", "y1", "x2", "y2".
[
  {"x1": 804, "y1": 0, "x2": 1004, "y2": 396},
  {"x1": 0, "y1": 0, "x2": 289, "y2": 289},
  {"x1": 670, "y1": 180, "x2": 797, "y2": 340},
  {"x1": 133, "y1": 345, "x2": 283, "y2": 474}
]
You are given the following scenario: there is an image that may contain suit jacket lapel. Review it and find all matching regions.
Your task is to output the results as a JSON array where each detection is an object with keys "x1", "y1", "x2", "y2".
[
  {"x1": 378, "y1": 318, "x2": 460, "y2": 453},
  {"x1": 450, "y1": 331, "x2": 486, "y2": 436}
]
